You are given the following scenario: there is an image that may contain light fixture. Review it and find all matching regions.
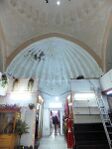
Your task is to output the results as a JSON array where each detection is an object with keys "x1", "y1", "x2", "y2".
[
  {"x1": 56, "y1": 1, "x2": 61, "y2": 5},
  {"x1": 74, "y1": 93, "x2": 95, "y2": 101},
  {"x1": 52, "y1": 110, "x2": 58, "y2": 115},
  {"x1": 106, "y1": 90, "x2": 112, "y2": 95},
  {"x1": 55, "y1": 96, "x2": 59, "y2": 101}
]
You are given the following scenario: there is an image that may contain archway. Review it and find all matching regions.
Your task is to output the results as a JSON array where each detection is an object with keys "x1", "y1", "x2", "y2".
[
  {"x1": 6, "y1": 36, "x2": 102, "y2": 98},
  {"x1": 5, "y1": 36, "x2": 103, "y2": 137},
  {"x1": 6, "y1": 33, "x2": 102, "y2": 69}
]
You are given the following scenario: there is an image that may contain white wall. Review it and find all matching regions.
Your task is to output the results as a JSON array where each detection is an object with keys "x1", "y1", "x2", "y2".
[
  {"x1": 100, "y1": 69, "x2": 112, "y2": 91},
  {"x1": 73, "y1": 100, "x2": 101, "y2": 123},
  {"x1": 42, "y1": 107, "x2": 50, "y2": 136},
  {"x1": 21, "y1": 107, "x2": 36, "y2": 147},
  {"x1": 0, "y1": 92, "x2": 37, "y2": 106},
  {"x1": 0, "y1": 78, "x2": 38, "y2": 106},
  {"x1": 74, "y1": 115, "x2": 101, "y2": 123},
  {"x1": 0, "y1": 78, "x2": 38, "y2": 147},
  {"x1": 71, "y1": 79, "x2": 106, "y2": 123},
  {"x1": 71, "y1": 79, "x2": 100, "y2": 93}
]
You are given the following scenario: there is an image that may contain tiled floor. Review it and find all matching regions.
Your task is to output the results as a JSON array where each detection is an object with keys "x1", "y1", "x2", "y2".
[{"x1": 38, "y1": 133, "x2": 67, "y2": 149}]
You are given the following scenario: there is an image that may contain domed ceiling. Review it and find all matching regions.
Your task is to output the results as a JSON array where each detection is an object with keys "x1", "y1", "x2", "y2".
[
  {"x1": 6, "y1": 37, "x2": 102, "y2": 96},
  {"x1": 0, "y1": 0, "x2": 112, "y2": 73}
]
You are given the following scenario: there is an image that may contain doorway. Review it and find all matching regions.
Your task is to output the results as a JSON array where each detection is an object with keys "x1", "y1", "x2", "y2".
[{"x1": 50, "y1": 110, "x2": 60, "y2": 135}]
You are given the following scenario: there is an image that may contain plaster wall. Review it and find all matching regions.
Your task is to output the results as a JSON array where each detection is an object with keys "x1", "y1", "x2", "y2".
[
  {"x1": 74, "y1": 115, "x2": 101, "y2": 124},
  {"x1": 0, "y1": 0, "x2": 111, "y2": 67},
  {"x1": 20, "y1": 107, "x2": 36, "y2": 147}
]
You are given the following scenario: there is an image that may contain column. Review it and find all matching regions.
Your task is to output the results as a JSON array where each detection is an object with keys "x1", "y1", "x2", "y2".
[
  {"x1": 60, "y1": 109, "x2": 64, "y2": 135},
  {"x1": 42, "y1": 104, "x2": 50, "y2": 136}
]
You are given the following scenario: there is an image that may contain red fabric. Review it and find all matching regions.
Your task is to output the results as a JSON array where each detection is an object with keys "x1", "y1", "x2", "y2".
[
  {"x1": 65, "y1": 99, "x2": 69, "y2": 117},
  {"x1": 66, "y1": 118, "x2": 75, "y2": 148}
]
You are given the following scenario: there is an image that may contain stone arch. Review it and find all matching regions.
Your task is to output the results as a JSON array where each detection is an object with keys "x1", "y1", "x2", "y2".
[
  {"x1": 101, "y1": 9, "x2": 112, "y2": 72},
  {"x1": 0, "y1": 21, "x2": 7, "y2": 72},
  {"x1": 6, "y1": 33, "x2": 102, "y2": 69},
  {"x1": 6, "y1": 36, "x2": 102, "y2": 96}
]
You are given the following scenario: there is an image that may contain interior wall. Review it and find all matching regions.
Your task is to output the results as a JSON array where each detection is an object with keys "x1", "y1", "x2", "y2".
[
  {"x1": 0, "y1": 78, "x2": 38, "y2": 147},
  {"x1": 0, "y1": 49, "x2": 3, "y2": 72},
  {"x1": 71, "y1": 79, "x2": 109, "y2": 123},
  {"x1": 107, "y1": 95, "x2": 112, "y2": 110},
  {"x1": 74, "y1": 115, "x2": 101, "y2": 124},
  {"x1": 0, "y1": 21, "x2": 6, "y2": 72},
  {"x1": 0, "y1": 0, "x2": 111, "y2": 70},
  {"x1": 21, "y1": 107, "x2": 36, "y2": 147},
  {"x1": 106, "y1": 25, "x2": 112, "y2": 71}
]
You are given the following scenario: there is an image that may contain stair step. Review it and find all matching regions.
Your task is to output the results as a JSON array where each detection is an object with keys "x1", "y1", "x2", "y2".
[
  {"x1": 75, "y1": 144, "x2": 110, "y2": 149},
  {"x1": 74, "y1": 123, "x2": 104, "y2": 132},
  {"x1": 74, "y1": 123, "x2": 110, "y2": 149},
  {"x1": 75, "y1": 140, "x2": 108, "y2": 145},
  {"x1": 105, "y1": 122, "x2": 111, "y2": 125},
  {"x1": 106, "y1": 125, "x2": 112, "y2": 127}
]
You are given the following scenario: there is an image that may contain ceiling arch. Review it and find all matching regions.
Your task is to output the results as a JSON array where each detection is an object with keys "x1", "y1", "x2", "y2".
[
  {"x1": 6, "y1": 33, "x2": 102, "y2": 69},
  {"x1": 101, "y1": 9, "x2": 112, "y2": 72},
  {"x1": 6, "y1": 37, "x2": 102, "y2": 96},
  {"x1": 0, "y1": 21, "x2": 7, "y2": 72}
]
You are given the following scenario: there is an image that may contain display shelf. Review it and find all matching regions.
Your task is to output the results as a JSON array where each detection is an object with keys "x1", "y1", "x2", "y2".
[{"x1": 0, "y1": 106, "x2": 20, "y2": 149}]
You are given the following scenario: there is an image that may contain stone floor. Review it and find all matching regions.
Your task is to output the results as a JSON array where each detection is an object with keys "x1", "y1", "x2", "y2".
[{"x1": 38, "y1": 133, "x2": 67, "y2": 149}]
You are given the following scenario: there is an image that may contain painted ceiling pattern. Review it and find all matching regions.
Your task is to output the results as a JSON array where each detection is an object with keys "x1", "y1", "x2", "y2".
[{"x1": 6, "y1": 37, "x2": 102, "y2": 96}]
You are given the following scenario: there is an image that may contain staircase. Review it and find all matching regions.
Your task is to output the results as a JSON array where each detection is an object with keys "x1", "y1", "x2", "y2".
[
  {"x1": 95, "y1": 89, "x2": 112, "y2": 149},
  {"x1": 74, "y1": 123, "x2": 110, "y2": 149}
]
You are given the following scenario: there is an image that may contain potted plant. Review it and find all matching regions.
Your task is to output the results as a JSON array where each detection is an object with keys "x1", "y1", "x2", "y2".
[
  {"x1": 15, "y1": 119, "x2": 29, "y2": 149},
  {"x1": 1, "y1": 74, "x2": 8, "y2": 88}
]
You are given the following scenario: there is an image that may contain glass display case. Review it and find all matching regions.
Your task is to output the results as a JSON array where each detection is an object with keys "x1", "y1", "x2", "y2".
[
  {"x1": 0, "y1": 112, "x2": 15, "y2": 134},
  {"x1": 0, "y1": 105, "x2": 20, "y2": 149}
]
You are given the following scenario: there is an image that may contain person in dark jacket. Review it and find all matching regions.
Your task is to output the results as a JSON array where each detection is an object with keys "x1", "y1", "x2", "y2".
[{"x1": 52, "y1": 115, "x2": 59, "y2": 133}]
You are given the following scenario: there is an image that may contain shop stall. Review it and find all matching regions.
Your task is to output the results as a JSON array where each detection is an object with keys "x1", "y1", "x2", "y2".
[{"x1": 0, "y1": 105, "x2": 20, "y2": 149}]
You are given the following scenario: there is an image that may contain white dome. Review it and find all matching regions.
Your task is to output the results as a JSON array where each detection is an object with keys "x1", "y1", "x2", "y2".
[{"x1": 6, "y1": 37, "x2": 102, "y2": 96}]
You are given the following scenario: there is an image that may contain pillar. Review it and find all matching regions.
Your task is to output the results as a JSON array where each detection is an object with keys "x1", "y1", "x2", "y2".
[
  {"x1": 60, "y1": 109, "x2": 64, "y2": 135},
  {"x1": 42, "y1": 103, "x2": 50, "y2": 136}
]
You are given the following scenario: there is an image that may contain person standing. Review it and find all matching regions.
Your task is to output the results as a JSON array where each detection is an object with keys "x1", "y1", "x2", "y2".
[{"x1": 52, "y1": 115, "x2": 59, "y2": 133}]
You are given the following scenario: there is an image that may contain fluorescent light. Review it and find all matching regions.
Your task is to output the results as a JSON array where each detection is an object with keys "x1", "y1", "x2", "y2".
[
  {"x1": 74, "y1": 93, "x2": 95, "y2": 101},
  {"x1": 52, "y1": 110, "x2": 58, "y2": 115},
  {"x1": 107, "y1": 90, "x2": 112, "y2": 95}
]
